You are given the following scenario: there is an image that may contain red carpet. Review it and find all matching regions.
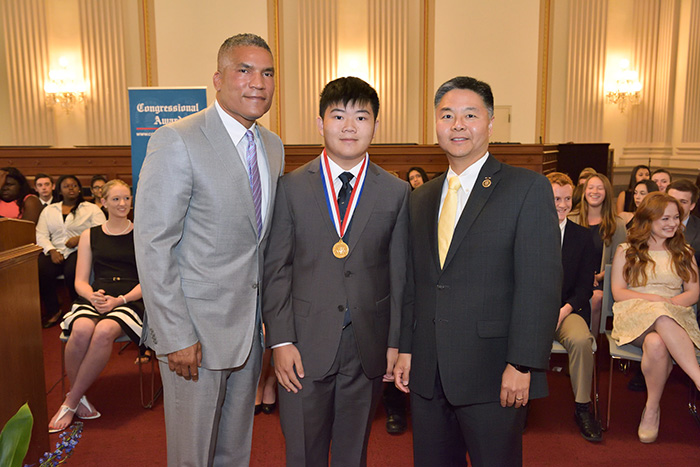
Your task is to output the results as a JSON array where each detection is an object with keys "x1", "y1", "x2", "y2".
[{"x1": 39, "y1": 326, "x2": 700, "y2": 466}]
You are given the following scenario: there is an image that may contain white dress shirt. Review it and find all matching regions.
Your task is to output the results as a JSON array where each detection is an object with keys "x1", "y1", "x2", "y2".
[
  {"x1": 438, "y1": 152, "x2": 490, "y2": 228},
  {"x1": 35, "y1": 201, "x2": 106, "y2": 257},
  {"x1": 326, "y1": 154, "x2": 365, "y2": 194},
  {"x1": 215, "y1": 100, "x2": 271, "y2": 225}
]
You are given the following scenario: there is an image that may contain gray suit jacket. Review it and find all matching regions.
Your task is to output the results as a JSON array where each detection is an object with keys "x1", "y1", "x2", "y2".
[
  {"x1": 262, "y1": 156, "x2": 410, "y2": 379},
  {"x1": 399, "y1": 155, "x2": 562, "y2": 405},
  {"x1": 134, "y1": 104, "x2": 284, "y2": 370}
]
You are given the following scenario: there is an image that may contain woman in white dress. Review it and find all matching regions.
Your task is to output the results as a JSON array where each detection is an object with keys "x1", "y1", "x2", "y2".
[{"x1": 611, "y1": 192, "x2": 700, "y2": 443}]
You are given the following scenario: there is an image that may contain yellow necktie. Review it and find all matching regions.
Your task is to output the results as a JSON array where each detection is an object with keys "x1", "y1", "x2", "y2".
[{"x1": 438, "y1": 176, "x2": 461, "y2": 268}]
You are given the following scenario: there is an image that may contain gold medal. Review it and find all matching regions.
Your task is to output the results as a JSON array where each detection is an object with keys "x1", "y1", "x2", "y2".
[
  {"x1": 482, "y1": 177, "x2": 492, "y2": 188},
  {"x1": 333, "y1": 239, "x2": 349, "y2": 258}
]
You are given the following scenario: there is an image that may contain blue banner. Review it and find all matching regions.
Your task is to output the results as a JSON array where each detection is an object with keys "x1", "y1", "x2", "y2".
[{"x1": 128, "y1": 87, "x2": 207, "y2": 191}]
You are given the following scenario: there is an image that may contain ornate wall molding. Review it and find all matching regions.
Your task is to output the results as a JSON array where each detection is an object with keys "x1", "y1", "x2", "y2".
[
  {"x1": 683, "y1": 0, "x2": 700, "y2": 143},
  {"x1": 1, "y1": 0, "x2": 54, "y2": 145},
  {"x1": 563, "y1": 0, "x2": 607, "y2": 142},
  {"x1": 79, "y1": 0, "x2": 129, "y2": 145}
]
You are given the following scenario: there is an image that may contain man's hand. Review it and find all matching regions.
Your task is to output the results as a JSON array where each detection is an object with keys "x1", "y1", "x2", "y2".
[
  {"x1": 500, "y1": 363, "x2": 531, "y2": 408},
  {"x1": 383, "y1": 347, "x2": 399, "y2": 382},
  {"x1": 273, "y1": 344, "x2": 304, "y2": 393},
  {"x1": 49, "y1": 249, "x2": 64, "y2": 264},
  {"x1": 65, "y1": 236, "x2": 80, "y2": 249},
  {"x1": 167, "y1": 342, "x2": 202, "y2": 381},
  {"x1": 393, "y1": 353, "x2": 412, "y2": 393},
  {"x1": 556, "y1": 304, "x2": 573, "y2": 331}
]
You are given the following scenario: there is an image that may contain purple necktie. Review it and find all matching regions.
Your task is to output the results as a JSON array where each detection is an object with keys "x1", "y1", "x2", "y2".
[{"x1": 245, "y1": 130, "x2": 263, "y2": 236}]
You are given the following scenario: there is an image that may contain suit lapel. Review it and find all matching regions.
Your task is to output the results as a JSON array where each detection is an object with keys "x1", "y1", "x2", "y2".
[
  {"x1": 201, "y1": 106, "x2": 258, "y2": 236},
  {"x1": 258, "y1": 126, "x2": 282, "y2": 239},
  {"x1": 442, "y1": 156, "x2": 502, "y2": 271},
  {"x1": 346, "y1": 162, "x2": 380, "y2": 255},
  {"x1": 307, "y1": 156, "x2": 342, "y2": 242}
]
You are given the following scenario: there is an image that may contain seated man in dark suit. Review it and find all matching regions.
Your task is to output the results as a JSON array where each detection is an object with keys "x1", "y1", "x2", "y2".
[
  {"x1": 668, "y1": 179, "x2": 700, "y2": 262},
  {"x1": 548, "y1": 172, "x2": 602, "y2": 442}
]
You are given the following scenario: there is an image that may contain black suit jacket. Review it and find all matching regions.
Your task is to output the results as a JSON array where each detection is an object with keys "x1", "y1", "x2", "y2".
[
  {"x1": 263, "y1": 156, "x2": 410, "y2": 379},
  {"x1": 684, "y1": 215, "x2": 700, "y2": 263},
  {"x1": 561, "y1": 219, "x2": 596, "y2": 326},
  {"x1": 399, "y1": 155, "x2": 562, "y2": 406}
]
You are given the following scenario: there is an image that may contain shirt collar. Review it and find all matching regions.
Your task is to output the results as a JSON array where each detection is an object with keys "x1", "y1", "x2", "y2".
[
  {"x1": 215, "y1": 99, "x2": 257, "y2": 145},
  {"x1": 446, "y1": 152, "x2": 490, "y2": 194},
  {"x1": 326, "y1": 153, "x2": 367, "y2": 183}
]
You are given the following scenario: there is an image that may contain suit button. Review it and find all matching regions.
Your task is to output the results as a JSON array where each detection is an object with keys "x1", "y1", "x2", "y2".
[
  {"x1": 437, "y1": 284, "x2": 450, "y2": 290},
  {"x1": 338, "y1": 305, "x2": 346, "y2": 312},
  {"x1": 344, "y1": 271, "x2": 352, "y2": 277},
  {"x1": 252, "y1": 283, "x2": 258, "y2": 289}
]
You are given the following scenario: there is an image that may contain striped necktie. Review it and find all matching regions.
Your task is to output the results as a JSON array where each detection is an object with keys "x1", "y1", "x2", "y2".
[{"x1": 245, "y1": 130, "x2": 263, "y2": 236}]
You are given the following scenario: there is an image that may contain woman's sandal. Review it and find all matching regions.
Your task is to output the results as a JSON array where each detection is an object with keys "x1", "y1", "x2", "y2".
[
  {"x1": 75, "y1": 395, "x2": 101, "y2": 420},
  {"x1": 48, "y1": 404, "x2": 77, "y2": 433}
]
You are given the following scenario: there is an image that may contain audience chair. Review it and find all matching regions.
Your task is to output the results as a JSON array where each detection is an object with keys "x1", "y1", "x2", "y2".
[
  {"x1": 602, "y1": 264, "x2": 700, "y2": 430},
  {"x1": 550, "y1": 303, "x2": 600, "y2": 421},
  {"x1": 59, "y1": 331, "x2": 162, "y2": 409}
]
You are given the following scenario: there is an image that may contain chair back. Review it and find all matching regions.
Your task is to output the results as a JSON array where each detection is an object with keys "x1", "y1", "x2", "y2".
[{"x1": 600, "y1": 264, "x2": 614, "y2": 335}]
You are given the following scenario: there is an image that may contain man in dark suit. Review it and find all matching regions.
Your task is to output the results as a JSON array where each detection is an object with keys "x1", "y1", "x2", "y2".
[
  {"x1": 548, "y1": 172, "x2": 601, "y2": 442},
  {"x1": 263, "y1": 77, "x2": 410, "y2": 466},
  {"x1": 668, "y1": 179, "x2": 700, "y2": 261},
  {"x1": 393, "y1": 76, "x2": 561, "y2": 466}
]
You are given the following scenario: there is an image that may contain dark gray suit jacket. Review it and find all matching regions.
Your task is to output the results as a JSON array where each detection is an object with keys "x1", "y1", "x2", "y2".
[
  {"x1": 263, "y1": 156, "x2": 410, "y2": 379},
  {"x1": 399, "y1": 155, "x2": 562, "y2": 406}
]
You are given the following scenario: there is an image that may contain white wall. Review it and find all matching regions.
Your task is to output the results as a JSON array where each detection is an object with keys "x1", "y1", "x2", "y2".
[
  {"x1": 432, "y1": 0, "x2": 541, "y2": 144},
  {"x1": 152, "y1": 0, "x2": 271, "y2": 128}
]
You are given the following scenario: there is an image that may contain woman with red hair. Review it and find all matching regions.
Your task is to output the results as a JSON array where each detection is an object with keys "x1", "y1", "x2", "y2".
[{"x1": 611, "y1": 192, "x2": 700, "y2": 443}]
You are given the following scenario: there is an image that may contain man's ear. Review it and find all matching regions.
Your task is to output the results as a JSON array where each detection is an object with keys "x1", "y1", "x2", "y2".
[{"x1": 316, "y1": 116, "x2": 325, "y2": 137}]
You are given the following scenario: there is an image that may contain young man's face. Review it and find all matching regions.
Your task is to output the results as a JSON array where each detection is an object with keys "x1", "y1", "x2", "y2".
[
  {"x1": 668, "y1": 188, "x2": 696, "y2": 221},
  {"x1": 317, "y1": 101, "x2": 378, "y2": 168},
  {"x1": 35, "y1": 177, "x2": 54, "y2": 200}
]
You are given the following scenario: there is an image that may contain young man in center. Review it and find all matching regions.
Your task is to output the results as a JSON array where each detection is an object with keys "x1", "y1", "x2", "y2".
[{"x1": 263, "y1": 76, "x2": 410, "y2": 466}]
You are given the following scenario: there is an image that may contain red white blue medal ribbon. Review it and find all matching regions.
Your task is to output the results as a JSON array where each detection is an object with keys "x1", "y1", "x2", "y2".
[{"x1": 320, "y1": 149, "x2": 368, "y2": 241}]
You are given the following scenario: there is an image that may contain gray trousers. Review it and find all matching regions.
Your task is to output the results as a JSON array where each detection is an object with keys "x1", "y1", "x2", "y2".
[
  {"x1": 279, "y1": 324, "x2": 383, "y2": 467},
  {"x1": 159, "y1": 332, "x2": 262, "y2": 467}
]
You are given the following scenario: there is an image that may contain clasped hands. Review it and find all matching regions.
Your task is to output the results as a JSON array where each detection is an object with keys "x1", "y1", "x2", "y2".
[{"x1": 89, "y1": 289, "x2": 121, "y2": 314}]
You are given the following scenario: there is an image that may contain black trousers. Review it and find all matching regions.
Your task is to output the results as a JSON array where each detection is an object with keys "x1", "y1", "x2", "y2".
[
  {"x1": 410, "y1": 370, "x2": 527, "y2": 467},
  {"x1": 38, "y1": 251, "x2": 78, "y2": 318}
]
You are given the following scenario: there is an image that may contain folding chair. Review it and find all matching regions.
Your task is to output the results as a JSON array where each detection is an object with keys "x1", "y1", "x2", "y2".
[{"x1": 59, "y1": 331, "x2": 162, "y2": 409}]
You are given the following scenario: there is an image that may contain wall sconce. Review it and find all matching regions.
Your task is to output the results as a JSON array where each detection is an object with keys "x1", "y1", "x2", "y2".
[
  {"x1": 44, "y1": 56, "x2": 88, "y2": 113},
  {"x1": 606, "y1": 59, "x2": 642, "y2": 112}
]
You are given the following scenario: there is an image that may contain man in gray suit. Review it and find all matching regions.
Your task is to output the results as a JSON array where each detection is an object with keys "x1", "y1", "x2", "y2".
[
  {"x1": 394, "y1": 76, "x2": 561, "y2": 466},
  {"x1": 263, "y1": 77, "x2": 409, "y2": 466},
  {"x1": 134, "y1": 34, "x2": 284, "y2": 466}
]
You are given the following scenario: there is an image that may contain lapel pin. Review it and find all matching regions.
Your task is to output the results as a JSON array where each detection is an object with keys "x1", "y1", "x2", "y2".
[{"x1": 482, "y1": 177, "x2": 492, "y2": 188}]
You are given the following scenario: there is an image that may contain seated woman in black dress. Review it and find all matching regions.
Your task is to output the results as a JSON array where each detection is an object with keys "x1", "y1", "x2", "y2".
[{"x1": 49, "y1": 179, "x2": 144, "y2": 433}]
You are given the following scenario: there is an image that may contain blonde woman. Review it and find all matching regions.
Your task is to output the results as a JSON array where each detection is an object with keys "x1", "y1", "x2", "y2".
[{"x1": 49, "y1": 180, "x2": 144, "y2": 433}]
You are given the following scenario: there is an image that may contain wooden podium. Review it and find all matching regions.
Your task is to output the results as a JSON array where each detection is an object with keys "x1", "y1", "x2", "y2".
[{"x1": 0, "y1": 218, "x2": 48, "y2": 462}]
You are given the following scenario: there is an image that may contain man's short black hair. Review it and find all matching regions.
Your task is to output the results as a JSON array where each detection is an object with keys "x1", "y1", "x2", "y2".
[
  {"x1": 217, "y1": 33, "x2": 272, "y2": 70},
  {"x1": 434, "y1": 76, "x2": 494, "y2": 118},
  {"x1": 319, "y1": 77, "x2": 379, "y2": 120},
  {"x1": 34, "y1": 173, "x2": 53, "y2": 184},
  {"x1": 668, "y1": 179, "x2": 700, "y2": 204}
]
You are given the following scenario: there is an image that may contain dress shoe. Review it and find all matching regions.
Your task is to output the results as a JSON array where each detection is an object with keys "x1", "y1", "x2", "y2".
[
  {"x1": 574, "y1": 410, "x2": 602, "y2": 442},
  {"x1": 261, "y1": 402, "x2": 276, "y2": 415},
  {"x1": 628, "y1": 369, "x2": 647, "y2": 392},
  {"x1": 254, "y1": 404, "x2": 262, "y2": 415},
  {"x1": 42, "y1": 312, "x2": 62, "y2": 329},
  {"x1": 386, "y1": 413, "x2": 407, "y2": 435},
  {"x1": 638, "y1": 408, "x2": 660, "y2": 443}
]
